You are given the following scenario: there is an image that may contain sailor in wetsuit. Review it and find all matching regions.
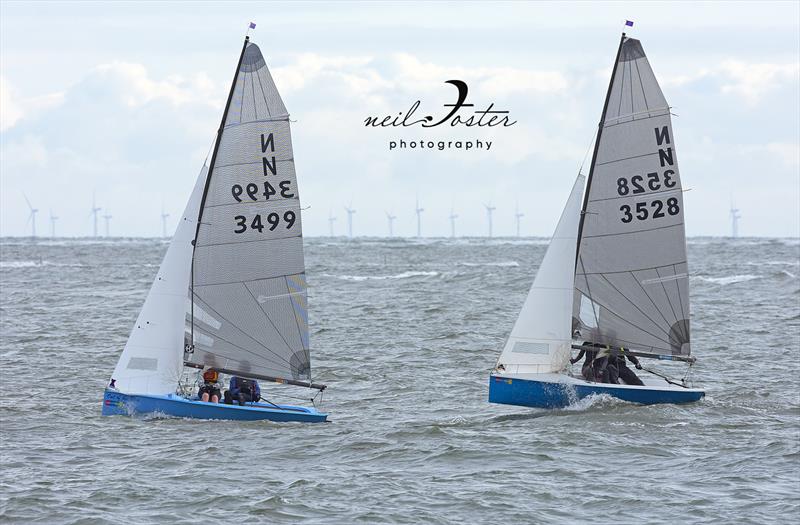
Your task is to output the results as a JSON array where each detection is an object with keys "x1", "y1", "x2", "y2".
[
  {"x1": 570, "y1": 344, "x2": 598, "y2": 381},
  {"x1": 198, "y1": 368, "x2": 222, "y2": 403},
  {"x1": 225, "y1": 376, "x2": 261, "y2": 406},
  {"x1": 571, "y1": 342, "x2": 620, "y2": 384},
  {"x1": 614, "y1": 350, "x2": 644, "y2": 386}
]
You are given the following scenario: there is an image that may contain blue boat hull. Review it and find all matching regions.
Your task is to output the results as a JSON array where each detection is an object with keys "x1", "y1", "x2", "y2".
[
  {"x1": 101, "y1": 389, "x2": 327, "y2": 423},
  {"x1": 488, "y1": 373, "x2": 704, "y2": 409}
]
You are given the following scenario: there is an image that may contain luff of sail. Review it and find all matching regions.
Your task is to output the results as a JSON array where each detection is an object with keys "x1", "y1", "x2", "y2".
[
  {"x1": 188, "y1": 40, "x2": 311, "y2": 382},
  {"x1": 496, "y1": 175, "x2": 585, "y2": 374},
  {"x1": 574, "y1": 36, "x2": 690, "y2": 357}
]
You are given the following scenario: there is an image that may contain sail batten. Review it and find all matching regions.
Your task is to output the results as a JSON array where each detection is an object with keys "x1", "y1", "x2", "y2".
[
  {"x1": 189, "y1": 39, "x2": 310, "y2": 382},
  {"x1": 574, "y1": 35, "x2": 690, "y2": 357}
]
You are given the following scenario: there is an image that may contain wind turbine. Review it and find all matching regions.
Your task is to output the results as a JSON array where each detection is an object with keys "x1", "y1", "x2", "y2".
[
  {"x1": 344, "y1": 204, "x2": 356, "y2": 238},
  {"x1": 448, "y1": 209, "x2": 458, "y2": 238},
  {"x1": 386, "y1": 211, "x2": 396, "y2": 237},
  {"x1": 515, "y1": 203, "x2": 524, "y2": 237},
  {"x1": 415, "y1": 196, "x2": 424, "y2": 238},
  {"x1": 90, "y1": 192, "x2": 102, "y2": 238},
  {"x1": 730, "y1": 204, "x2": 741, "y2": 238},
  {"x1": 23, "y1": 193, "x2": 38, "y2": 238},
  {"x1": 103, "y1": 213, "x2": 112, "y2": 237},
  {"x1": 161, "y1": 204, "x2": 170, "y2": 238},
  {"x1": 328, "y1": 211, "x2": 337, "y2": 237},
  {"x1": 484, "y1": 203, "x2": 496, "y2": 238},
  {"x1": 49, "y1": 210, "x2": 58, "y2": 238}
]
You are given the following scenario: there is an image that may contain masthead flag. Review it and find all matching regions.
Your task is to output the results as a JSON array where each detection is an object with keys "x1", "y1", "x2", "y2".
[
  {"x1": 625, "y1": 20, "x2": 634, "y2": 27},
  {"x1": 249, "y1": 22, "x2": 257, "y2": 29}
]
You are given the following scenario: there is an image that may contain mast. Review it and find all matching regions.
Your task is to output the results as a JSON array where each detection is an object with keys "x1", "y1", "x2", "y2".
[
  {"x1": 575, "y1": 33, "x2": 627, "y2": 267},
  {"x1": 189, "y1": 36, "x2": 250, "y2": 350}
]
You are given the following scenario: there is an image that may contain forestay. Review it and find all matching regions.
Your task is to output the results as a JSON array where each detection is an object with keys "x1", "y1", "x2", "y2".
[
  {"x1": 188, "y1": 40, "x2": 311, "y2": 381},
  {"x1": 573, "y1": 36, "x2": 690, "y2": 357}
]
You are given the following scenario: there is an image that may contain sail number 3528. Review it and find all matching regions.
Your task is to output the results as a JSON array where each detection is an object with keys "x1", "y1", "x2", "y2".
[
  {"x1": 620, "y1": 198, "x2": 679, "y2": 223},
  {"x1": 234, "y1": 211, "x2": 296, "y2": 233}
]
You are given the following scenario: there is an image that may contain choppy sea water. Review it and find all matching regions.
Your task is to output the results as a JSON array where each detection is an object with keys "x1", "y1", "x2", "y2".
[{"x1": 1, "y1": 237, "x2": 798, "y2": 524}]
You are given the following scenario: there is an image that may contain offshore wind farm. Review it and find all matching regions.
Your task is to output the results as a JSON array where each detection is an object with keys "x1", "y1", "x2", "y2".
[{"x1": 9, "y1": 193, "x2": 764, "y2": 240}]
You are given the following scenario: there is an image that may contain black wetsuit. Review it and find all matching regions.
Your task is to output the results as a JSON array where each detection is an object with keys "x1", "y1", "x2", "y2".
[
  {"x1": 571, "y1": 346, "x2": 597, "y2": 381},
  {"x1": 595, "y1": 355, "x2": 619, "y2": 384},
  {"x1": 616, "y1": 355, "x2": 644, "y2": 386}
]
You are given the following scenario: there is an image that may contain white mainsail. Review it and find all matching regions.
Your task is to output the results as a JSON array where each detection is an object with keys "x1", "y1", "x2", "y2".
[
  {"x1": 496, "y1": 174, "x2": 585, "y2": 374},
  {"x1": 187, "y1": 39, "x2": 311, "y2": 382},
  {"x1": 110, "y1": 166, "x2": 207, "y2": 394},
  {"x1": 573, "y1": 36, "x2": 690, "y2": 357}
]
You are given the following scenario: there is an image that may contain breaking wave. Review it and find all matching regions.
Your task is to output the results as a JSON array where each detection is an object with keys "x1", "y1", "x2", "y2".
[
  {"x1": 696, "y1": 274, "x2": 761, "y2": 285},
  {"x1": 323, "y1": 271, "x2": 439, "y2": 281},
  {"x1": 458, "y1": 261, "x2": 519, "y2": 267}
]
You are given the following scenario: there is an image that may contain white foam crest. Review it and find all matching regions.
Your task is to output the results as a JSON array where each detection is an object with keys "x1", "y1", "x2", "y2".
[
  {"x1": 458, "y1": 261, "x2": 519, "y2": 267},
  {"x1": 695, "y1": 274, "x2": 761, "y2": 285},
  {"x1": 745, "y1": 260, "x2": 800, "y2": 266},
  {"x1": 0, "y1": 261, "x2": 45, "y2": 268},
  {"x1": 323, "y1": 270, "x2": 439, "y2": 281},
  {"x1": 562, "y1": 393, "x2": 622, "y2": 411}
]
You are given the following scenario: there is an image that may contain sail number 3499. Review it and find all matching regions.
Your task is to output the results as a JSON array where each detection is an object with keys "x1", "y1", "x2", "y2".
[{"x1": 234, "y1": 211, "x2": 296, "y2": 233}]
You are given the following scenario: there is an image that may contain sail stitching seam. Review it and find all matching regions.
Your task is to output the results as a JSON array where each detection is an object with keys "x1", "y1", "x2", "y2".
[
  {"x1": 628, "y1": 60, "x2": 635, "y2": 120},
  {"x1": 238, "y1": 67, "x2": 246, "y2": 124},
  {"x1": 582, "y1": 222, "x2": 684, "y2": 239},
  {"x1": 633, "y1": 268, "x2": 679, "y2": 330},
  {"x1": 285, "y1": 275, "x2": 309, "y2": 375},
  {"x1": 603, "y1": 112, "x2": 667, "y2": 129},
  {"x1": 204, "y1": 197, "x2": 299, "y2": 209},
  {"x1": 655, "y1": 266, "x2": 681, "y2": 330},
  {"x1": 588, "y1": 187, "x2": 682, "y2": 203},
  {"x1": 633, "y1": 58, "x2": 650, "y2": 113},
  {"x1": 595, "y1": 151, "x2": 662, "y2": 166},
  {"x1": 616, "y1": 55, "x2": 627, "y2": 117},
  {"x1": 579, "y1": 289, "x2": 675, "y2": 350},
  {"x1": 191, "y1": 323, "x2": 294, "y2": 369},
  {"x1": 671, "y1": 263, "x2": 689, "y2": 341},
  {"x1": 578, "y1": 262, "x2": 688, "y2": 276},
  {"x1": 192, "y1": 291, "x2": 297, "y2": 368},
  {"x1": 194, "y1": 271, "x2": 306, "y2": 287},
  {"x1": 599, "y1": 273, "x2": 673, "y2": 339},
  {"x1": 250, "y1": 71, "x2": 258, "y2": 120},
  {"x1": 243, "y1": 281, "x2": 297, "y2": 354},
  {"x1": 195, "y1": 232, "x2": 303, "y2": 248},
  {"x1": 255, "y1": 69, "x2": 273, "y2": 117},
  {"x1": 215, "y1": 159, "x2": 295, "y2": 169}
]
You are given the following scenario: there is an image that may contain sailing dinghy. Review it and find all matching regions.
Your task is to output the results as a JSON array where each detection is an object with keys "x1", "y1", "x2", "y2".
[
  {"x1": 489, "y1": 33, "x2": 705, "y2": 409},
  {"x1": 102, "y1": 37, "x2": 327, "y2": 422}
]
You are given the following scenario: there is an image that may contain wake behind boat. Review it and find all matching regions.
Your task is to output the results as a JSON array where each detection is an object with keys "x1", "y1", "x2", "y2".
[
  {"x1": 102, "y1": 35, "x2": 327, "y2": 422},
  {"x1": 489, "y1": 32, "x2": 705, "y2": 409}
]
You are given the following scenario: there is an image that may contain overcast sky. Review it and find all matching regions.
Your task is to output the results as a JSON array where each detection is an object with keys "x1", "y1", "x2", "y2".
[{"x1": 1, "y1": 1, "x2": 798, "y2": 238}]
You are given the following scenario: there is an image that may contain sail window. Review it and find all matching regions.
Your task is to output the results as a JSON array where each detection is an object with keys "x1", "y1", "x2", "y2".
[
  {"x1": 512, "y1": 342, "x2": 549, "y2": 355},
  {"x1": 126, "y1": 357, "x2": 158, "y2": 371},
  {"x1": 579, "y1": 294, "x2": 599, "y2": 329}
]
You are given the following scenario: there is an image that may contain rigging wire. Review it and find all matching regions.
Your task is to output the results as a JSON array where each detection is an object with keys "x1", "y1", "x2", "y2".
[{"x1": 578, "y1": 129, "x2": 598, "y2": 175}]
